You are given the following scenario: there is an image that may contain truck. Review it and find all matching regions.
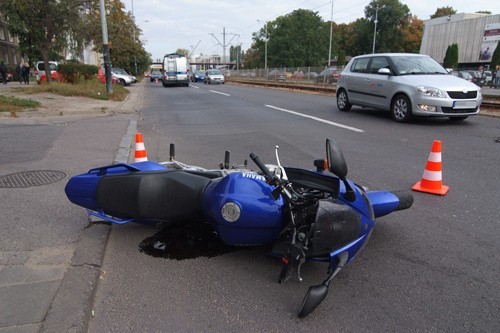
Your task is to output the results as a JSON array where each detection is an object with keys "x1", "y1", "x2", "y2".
[{"x1": 162, "y1": 53, "x2": 189, "y2": 87}]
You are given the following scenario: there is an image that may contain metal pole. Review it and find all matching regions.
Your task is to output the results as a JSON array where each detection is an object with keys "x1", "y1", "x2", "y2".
[
  {"x1": 372, "y1": 5, "x2": 379, "y2": 54},
  {"x1": 264, "y1": 23, "x2": 268, "y2": 70},
  {"x1": 99, "y1": 0, "x2": 112, "y2": 93},
  {"x1": 328, "y1": 0, "x2": 333, "y2": 66}
]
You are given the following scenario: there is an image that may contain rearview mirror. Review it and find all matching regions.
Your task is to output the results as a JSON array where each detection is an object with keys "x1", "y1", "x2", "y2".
[{"x1": 326, "y1": 138, "x2": 347, "y2": 179}]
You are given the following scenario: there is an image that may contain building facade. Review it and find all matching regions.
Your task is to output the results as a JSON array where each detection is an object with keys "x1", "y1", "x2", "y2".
[
  {"x1": 420, "y1": 13, "x2": 500, "y2": 68},
  {"x1": 0, "y1": 15, "x2": 21, "y2": 66}
]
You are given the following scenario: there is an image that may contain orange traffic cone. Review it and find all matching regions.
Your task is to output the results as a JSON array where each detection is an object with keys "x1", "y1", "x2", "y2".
[
  {"x1": 412, "y1": 140, "x2": 449, "y2": 195},
  {"x1": 134, "y1": 132, "x2": 148, "y2": 162}
]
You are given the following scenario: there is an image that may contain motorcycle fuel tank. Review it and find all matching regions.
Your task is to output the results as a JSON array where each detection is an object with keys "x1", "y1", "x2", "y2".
[{"x1": 202, "y1": 172, "x2": 284, "y2": 246}]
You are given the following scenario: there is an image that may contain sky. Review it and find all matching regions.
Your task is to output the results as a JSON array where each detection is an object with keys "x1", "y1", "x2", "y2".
[{"x1": 122, "y1": 0, "x2": 500, "y2": 62}]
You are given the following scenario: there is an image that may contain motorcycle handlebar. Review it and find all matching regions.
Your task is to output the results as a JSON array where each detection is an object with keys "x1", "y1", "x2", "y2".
[{"x1": 249, "y1": 153, "x2": 275, "y2": 181}]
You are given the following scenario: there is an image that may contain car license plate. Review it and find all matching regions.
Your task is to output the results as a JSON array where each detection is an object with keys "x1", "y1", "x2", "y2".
[{"x1": 453, "y1": 101, "x2": 476, "y2": 109}]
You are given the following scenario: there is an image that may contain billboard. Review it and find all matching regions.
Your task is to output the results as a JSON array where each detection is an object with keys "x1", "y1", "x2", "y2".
[{"x1": 479, "y1": 23, "x2": 500, "y2": 62}]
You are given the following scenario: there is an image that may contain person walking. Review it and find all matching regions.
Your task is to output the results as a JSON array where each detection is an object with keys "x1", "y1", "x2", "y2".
[
  {"x1": 0, "y1": 61, "x2": 8, "y2": 84},
  {"x1": 495, "y1": 66, "x2": 500, "y2": 89},
  {"x1": 22, "y1": 63, "x2": 30, "y2": 85}
]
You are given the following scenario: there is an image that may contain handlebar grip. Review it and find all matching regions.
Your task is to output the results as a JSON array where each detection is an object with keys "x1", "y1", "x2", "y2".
[{"x1": 249, "y1": 153, "x2": 274, "y2": 181}]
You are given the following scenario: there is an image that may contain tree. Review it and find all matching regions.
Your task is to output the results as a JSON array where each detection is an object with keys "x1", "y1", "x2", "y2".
[
  {"x1": 430, "y1": 6, "x2": 456, "y2": 19},
  {"x1": 490, "y1": 43, "x2": 500, "y2": 70},
  {"x1": 175, "y1": 49, "x2": 189, "y2": 58},
  {"x1": 365, "y1": 0, "x2": 411, "y2": 53},
  {"x1": 443, "y1": 43, "x2": 459, "y2": 68},
  {"x1": 401, "y1": 15, "x2": 424, "y2": 53},
  {"x1": 250, "y1": 9, "x2": 329, "y2": 68},
  {"x1": 0, "y1": 0, "x2": 89, "y2": 83},
  {"x1": 337, "y1": 49, "x2": 346, "y2": 67},
  {"x1": 81, "y1": 0, "x2": 149, "y2": 75}
]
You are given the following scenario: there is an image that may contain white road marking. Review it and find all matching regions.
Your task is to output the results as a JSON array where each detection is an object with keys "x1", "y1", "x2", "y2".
[
  {"x1": 265, "y1": 105, "x2": 365, "y2": 133},
  {"x1": 190, "y1": 85, "x2": 200, "y2": 89},
  {"x1": 210, "y1": 90, "x2": 231, "y2": 96}
]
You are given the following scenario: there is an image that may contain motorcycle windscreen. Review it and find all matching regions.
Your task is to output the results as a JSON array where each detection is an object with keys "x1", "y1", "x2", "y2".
[{"x1": 311, "y1": 199, "x2": 362, "y2": 257}]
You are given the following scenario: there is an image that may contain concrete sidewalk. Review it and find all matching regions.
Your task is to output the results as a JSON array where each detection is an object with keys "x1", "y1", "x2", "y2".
[{"x1": 0, "y1": 81, "x2": 145, "y2": 332}]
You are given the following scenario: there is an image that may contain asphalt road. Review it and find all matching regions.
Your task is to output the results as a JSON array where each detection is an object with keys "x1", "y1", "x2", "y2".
[{"x1": 88, "y1": 82, "x2": 500, "y2": 332}]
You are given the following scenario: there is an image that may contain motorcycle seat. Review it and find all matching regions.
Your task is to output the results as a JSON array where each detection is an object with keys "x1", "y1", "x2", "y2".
[{"x1": 96, "y1": 170, "x2": 210, "y2": 222}]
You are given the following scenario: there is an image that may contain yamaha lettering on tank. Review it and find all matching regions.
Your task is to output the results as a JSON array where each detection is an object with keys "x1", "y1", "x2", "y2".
[{"x1": 202, "y1": 172, "x2": 284, "y2": 246}]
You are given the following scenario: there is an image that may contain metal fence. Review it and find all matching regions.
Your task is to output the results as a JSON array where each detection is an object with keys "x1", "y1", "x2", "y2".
[{"x1": 224, "y1": 66, "x2": 345, "y2": 86}]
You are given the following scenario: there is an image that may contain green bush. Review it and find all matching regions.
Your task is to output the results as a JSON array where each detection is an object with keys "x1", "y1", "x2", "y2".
[
  {"x1": 443, "y1": 43, "x2": 458, "y2": 69},
  {"x1": 58, "y1": 63, "x2": 98, "y2": 83}
]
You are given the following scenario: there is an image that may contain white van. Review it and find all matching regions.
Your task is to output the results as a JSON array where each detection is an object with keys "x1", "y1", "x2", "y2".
[
  {"x1": 35, "y1": 61, "x2": 58, "y2": 83},
  {"x1": 162, "y1": 53, "x2": 189, "y2": 87}
]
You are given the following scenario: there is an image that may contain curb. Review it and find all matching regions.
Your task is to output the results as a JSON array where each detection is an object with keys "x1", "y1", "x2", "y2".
[{"x1": 40, "y1": 85, "x2": 142, "y2": 333}]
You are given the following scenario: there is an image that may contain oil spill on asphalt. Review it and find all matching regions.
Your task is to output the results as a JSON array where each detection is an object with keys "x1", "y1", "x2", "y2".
[{"x1": 139, "y1": 222, "x2": 243, "y2": 260}]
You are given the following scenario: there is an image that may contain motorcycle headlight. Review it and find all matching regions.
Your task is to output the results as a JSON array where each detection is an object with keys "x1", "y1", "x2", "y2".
[{"x1": 416, "y1": 86, "x2": 445, "y2": 98}]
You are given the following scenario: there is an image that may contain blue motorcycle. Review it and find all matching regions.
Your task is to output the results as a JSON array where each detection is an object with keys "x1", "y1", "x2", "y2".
[{"x1": 65, "y1": 138, "x2": 413, "y2": 317}]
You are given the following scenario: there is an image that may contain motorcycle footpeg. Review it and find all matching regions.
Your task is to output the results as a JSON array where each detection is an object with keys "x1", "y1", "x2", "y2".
[{"x1": 278, "y1": 258, "x2": 293, "y2": 284}]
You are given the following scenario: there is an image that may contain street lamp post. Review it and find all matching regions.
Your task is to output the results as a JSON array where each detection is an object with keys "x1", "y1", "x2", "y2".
[
  {"x1": 99, "y1": 0, "x2": 112, "y2": 93},
  {"x1": 372, "y1": 5, "x2": 387, "y2": 54},
  {"x1": 372, "y1": 5, "x2": 379, "y2": 54},
  {"x1": 257, "y1": 20, "x2": 268, "y2": 69}
]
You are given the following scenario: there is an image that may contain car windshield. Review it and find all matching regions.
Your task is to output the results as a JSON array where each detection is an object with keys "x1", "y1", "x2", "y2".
[
  {"x1": 391, "y1": 56, "x2": 448, "y2": 75},
  {"x1": 208, "y1": 70, "x2": 222, "y2": 75},
  {"x1": 112, "y1": 68, "x2": 128, "y2": 74}
]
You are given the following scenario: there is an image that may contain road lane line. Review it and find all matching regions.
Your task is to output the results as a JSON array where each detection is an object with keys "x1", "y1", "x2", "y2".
[
  {"x1": 190, "y1": 85, "x2": 200, "y2": 89},
  {"x1": 265, "y1": 105, "x2": 364, "y2": 133},
  {"x1": 210, "y1": 90, "x2": 231, "y2": 96}
]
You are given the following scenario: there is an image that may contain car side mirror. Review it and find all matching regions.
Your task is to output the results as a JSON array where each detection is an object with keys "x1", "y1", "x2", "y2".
[{"x1": 378, "y1": 68, "x2": 391, "y2": 75}]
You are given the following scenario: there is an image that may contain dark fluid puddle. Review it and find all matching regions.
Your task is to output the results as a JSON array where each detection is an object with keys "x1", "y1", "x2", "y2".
[{"x1": 139, "y1": 222, "x2": 243, "y2": 260}]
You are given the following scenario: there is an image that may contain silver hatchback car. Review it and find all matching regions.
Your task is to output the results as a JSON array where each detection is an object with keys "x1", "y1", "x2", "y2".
[{"x1": 336, "y1": 53, "x2": 482, "y2": 122}]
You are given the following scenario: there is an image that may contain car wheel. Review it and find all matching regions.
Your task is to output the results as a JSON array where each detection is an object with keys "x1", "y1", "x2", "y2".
[
  {"x1": 391, "y1": 94, "x2": 412, "y2": 122},
  {"x1": 336, "y1": 89, "x2": 352, "y2": 111},
  {"x1": 119, "y1": 79, "x2": 126, "y2": 86},
  {"x1": 449, "y1": 116, "x2": 468, "y2": 121}
]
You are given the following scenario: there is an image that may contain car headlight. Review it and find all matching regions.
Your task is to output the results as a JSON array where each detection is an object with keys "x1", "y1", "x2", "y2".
[{"x1": 416, "y1": 86, "x2": 445, "y2": 98}]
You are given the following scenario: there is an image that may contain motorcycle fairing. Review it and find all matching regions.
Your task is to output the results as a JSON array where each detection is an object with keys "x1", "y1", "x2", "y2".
[
  {"x1": 96, "y1": 170, "x2": 210, "y2": 222},
  {"x1": 283, "y1": 167, "x2": 340, "y2": 196},
  {"x1": 311, "y1": 199, "x2": 362, "y2": 257}
]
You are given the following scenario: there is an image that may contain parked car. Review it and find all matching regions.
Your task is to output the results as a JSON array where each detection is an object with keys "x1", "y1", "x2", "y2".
[
  {"x1": 97, "y1": 67, "x2": 120, "y2": 85},
  {"x1": 111, "y1": 68, "x2": 134, "y2": 86},
  {"x1": 457, "y1": 71, "x2": 473, "y2": 81},
  {"x1": 191, "y1": 70, "x2": 205, "y2": 82},
  {"x1": 336, "y1": 53, "x2": 482, "y2": 122},
  {"x1": 304, "y1": 71, "x2": 318, "y2": 80},
  {"x1": 267, "y1": 69, "x2": 287, "y2": 82},
  {"x1": 291, "y1": 70, "x2": 304, "y2": 79},
  {"x1": 150, "y1": 69, "x2": 162, "y2": 82},
  {"x1": 35, "y1": 61, "x2": 59, "y2": 84},
  {"x1": 481, "y1": 70, "x2": 492, "y2": 85},
  {"x1": 204, "y1": 69, "x2": 224, "y2": 84},
  {"x1": 315, "y1": 67, "x2": 342, "y2": 84},
  {"x1": 0, "y1": 71, "x2": 13, "y2": 83}
]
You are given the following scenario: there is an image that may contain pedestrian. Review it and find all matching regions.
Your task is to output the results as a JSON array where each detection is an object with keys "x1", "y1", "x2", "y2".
[
  {"x1": 22, "y1": 63, "x2": 30, "y2": 85},
  {"x1": 0, "y1": 61, "x2": 8, "y2": 84},
  {"x1": 17, "y1": 63, "x2": 23, "y2": 84},
  {"x1": 495, "y1": 66, "x2": 500, "y2": 89}
]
